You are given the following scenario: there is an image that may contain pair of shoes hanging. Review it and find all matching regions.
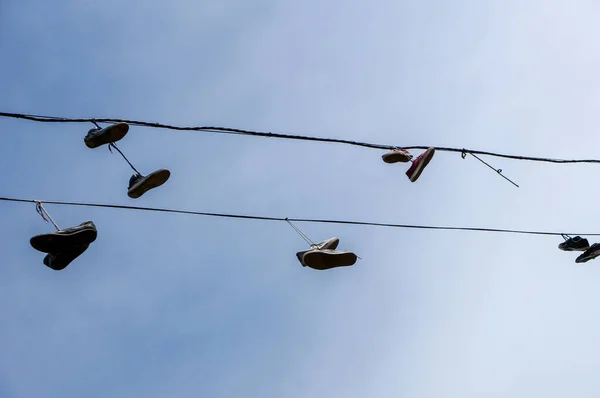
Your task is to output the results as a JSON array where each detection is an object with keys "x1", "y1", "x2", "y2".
[
  {"x1": 84, "y1": 123, "x2": 170, "y2": 199},
  {"x1": 30, "y1": 220, "x2": 97, "y2": 270},
  {"x1": 382, "y1": 147, "x2": 435, "y2": 182},
  {"x1": 558, "y1": 235, "x2": 600, "y2": 263},
  {"x1": 296, "y1": 237, "x2": 357, "y2": 270}
]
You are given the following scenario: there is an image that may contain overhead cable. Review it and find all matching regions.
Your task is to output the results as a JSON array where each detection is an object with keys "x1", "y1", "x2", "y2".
[
  {"x1": 0, "y1": 196, "x2": 598, "y2": 237},
  {"x1": 1, "y1": 111, "x2": 599, "y2": 165}
]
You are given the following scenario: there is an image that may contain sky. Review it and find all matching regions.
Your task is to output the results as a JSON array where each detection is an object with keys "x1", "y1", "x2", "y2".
[{"x1": 2, "y1": 0, "x2": 600, "y2": 397}]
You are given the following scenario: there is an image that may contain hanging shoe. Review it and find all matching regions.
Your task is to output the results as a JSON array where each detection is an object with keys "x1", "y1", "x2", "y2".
[
  {"x1": 296, "y1": 237, "x2": 340, "y2": 266},
  {"x1": 382, "y1": 148, "x2": 413, "y2": 164},
  {"x1": 576, "y1": 243, "x2": 600, "y2": 263},
  {"x1": 30, "y1": 221, "x2": 97, "y2": 254},
  {"x1": 405, "y1": 147, "x2": 435, "y2": 182},
  {"x1": 43, "y1": 244, "x2": 90, "y2": 271},
  {"x1": 302, "y1": 249, "x2": 357, "y2": 270},
  {"x1": 127, "y1": 169, "x2": 171, "y2": 199},
  {"x1": 558, "y1": 236, "x2": 590, "y2": 251},
  {"x1": 84, "y1": 123, "x2": 129, "y2": 149}
]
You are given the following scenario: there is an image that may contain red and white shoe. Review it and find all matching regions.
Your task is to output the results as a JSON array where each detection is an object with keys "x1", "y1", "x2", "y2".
[
  {"x1": 382, "y1": 148, "x2": 413, "y2": 164},
  {"x1": 405, "y1": 147, "x2": 435, "y2": 182}
]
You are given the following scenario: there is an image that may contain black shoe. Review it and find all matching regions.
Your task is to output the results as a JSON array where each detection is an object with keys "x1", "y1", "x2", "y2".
[
  {"x1": 127, "y1": 169, "x2": 170, "y2": 199},
  {"x1": 559, "y1": 235, "x2": 590, "y2": 251},
  {"x1": 302, "y1": 249, "x2": 357, "y2": 270},
  {"x1": 84, "y1": 123, "x2": 129, "y2": 149},
  {"x1": 576, "y1": 243, "x2": 600, "y2": 263},
  {"x1": 30, "y1": 221, "x2": 97, "y2": 253},
  {"x1": 43, "y1": 244, "x2": 90, "y2": 271}
]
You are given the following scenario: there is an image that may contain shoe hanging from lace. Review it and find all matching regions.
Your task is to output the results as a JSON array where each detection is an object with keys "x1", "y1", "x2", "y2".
[
  {"x1": 286, "y1": 218, "x2": 363, "y2": 259},
  {"x1": 35, "y1": 201, "x2": 60, "y2": 231}
]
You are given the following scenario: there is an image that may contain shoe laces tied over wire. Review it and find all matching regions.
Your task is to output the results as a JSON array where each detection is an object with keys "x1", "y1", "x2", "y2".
[
  {"x1": 35, "y1": 201, "x2": 60, "y2": 231},
  {"x1": 285, "y1": 218, "x2": 362, "y2": 260},
  {"x1": 285, "y1": 218, "x2": 314, "y2": 246}
]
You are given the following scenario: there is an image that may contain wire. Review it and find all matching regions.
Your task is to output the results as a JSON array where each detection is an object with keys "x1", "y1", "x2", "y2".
[
  {"x1": 465, "y1": 151, "x2": 520, "y2": 187},
  {"x1": 1, "y1": 111, "x2": 599, "y2": 165},
  {"x1": 1, "y1": 196, "x2": 598, "y2": 237}
]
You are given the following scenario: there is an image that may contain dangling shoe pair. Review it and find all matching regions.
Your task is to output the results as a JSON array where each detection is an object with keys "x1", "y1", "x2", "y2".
[
  {"x1": 84, "y1": 123, "x2": 170, "y2": 199},
  {"x1": 296, "y1": 237, "x2": 357, "y2": 270},
  {"x1": 382, "y1": 147, "x2": 435, "y2": 182},
  {"x1": 558, "y1": 235, "x2": 600, "y2": 263},
  {"x1": 30, "y1": 221, "x2": 98, "y2": 270}
]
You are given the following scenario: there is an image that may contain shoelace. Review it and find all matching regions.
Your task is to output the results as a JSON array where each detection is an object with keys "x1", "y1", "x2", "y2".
[
  {"x1": 108, "y1": 142, "x2": 143, "y2": 176},
  {"x1": 34, "y1": 201, "x2": 60, "y2": 231},
  {"x1": 285, "y1": 218, "x2": 314, "y2": 246}
]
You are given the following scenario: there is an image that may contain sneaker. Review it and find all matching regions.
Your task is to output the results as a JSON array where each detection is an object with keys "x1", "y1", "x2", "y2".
[
  {"x1": 559, "y1": 236, "x2": 590, "y2": 252},
  {"x1": 43, "y1": 244, "x2": 90, "y2": 271},
  {"x1": 302, "y1": 249, "x2": 357, "y2": 270},
  {"x1": 296, "y1": 237, "x2": 340, "y2": 266},
  {"x1": 127, "y1": 169, "x2": 171, "y2": 199},
  {"x1": 30, "y1": 221, "x2": 97, "y2": 254},
  {"x1": 84, "y1": 123, "x2": 129, "y2": 149},
  {"x1": 576, "y1": 243, "x2": 600, "y2": 263},
  {"x1": 406, "y1": 147, "x2": 435, "y2": 182},
  {"x1": 382, "y1": 148, "x2": 413, "y2": 164}
]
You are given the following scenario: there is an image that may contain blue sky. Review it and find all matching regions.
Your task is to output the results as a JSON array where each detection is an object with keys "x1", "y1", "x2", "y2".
[{"x1": 2, "y1": 0, "x2": 600, "y2": 397}]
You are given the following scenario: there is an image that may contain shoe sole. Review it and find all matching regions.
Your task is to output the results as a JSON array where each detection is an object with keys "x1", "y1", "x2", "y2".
[
  {"x1": 303, "y1": 251, "x2": 357, "y2": 270},
  {"x1": 30, "y1": 228, "x2": 97, "y2": 254},
  {"x1": 382, "y1": 152, "x2": 411, "y2": 164},
  {"x1": 128, "y1": 169, "x2": 171, "y2": 199},
  {"x1": 44, "y1": 244, "x2": 90, "y2": 270},
  {"x1": 407, "y1": 148, "x2": 435, "y2": 182},
  {"x1": 85, "y1": 123, "x2": 129, "y2": 148},
  {"x1": 577, "y1": 256, "x2": 594, "y2": 263},
  {"x1": 576, "y1": 249, "x2": 600, "y2": 263},
  {"x1": 296, "y1": 238, "x2": 340, "y2": 266},
  {"x1": 559, "y1": 246, "x2": 590, "y2": 252}
]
